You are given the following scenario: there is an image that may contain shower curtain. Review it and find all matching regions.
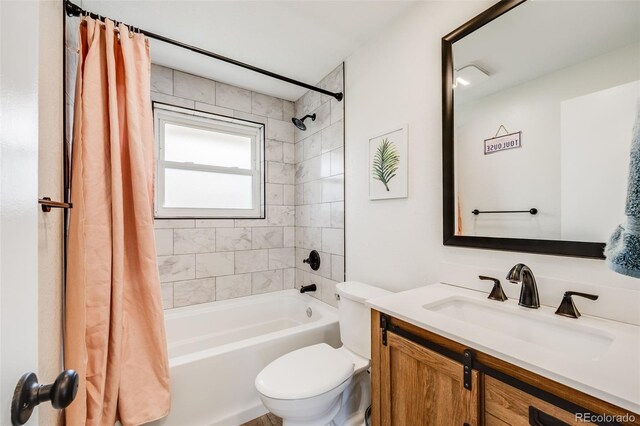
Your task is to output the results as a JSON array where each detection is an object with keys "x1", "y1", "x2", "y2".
[{"x1": 65, "y1": 17, "x2": 170, "y2": 426}]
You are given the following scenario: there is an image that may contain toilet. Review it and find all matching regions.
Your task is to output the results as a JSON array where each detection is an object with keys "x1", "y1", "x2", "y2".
[{"x1": 255, "y1": 282, "x2": 391, "y2": 426}]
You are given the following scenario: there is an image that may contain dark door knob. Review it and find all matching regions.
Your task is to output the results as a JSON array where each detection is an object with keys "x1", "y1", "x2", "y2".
[{"x1": 11, "y1": 370, "x2": 79, "y2": 425}]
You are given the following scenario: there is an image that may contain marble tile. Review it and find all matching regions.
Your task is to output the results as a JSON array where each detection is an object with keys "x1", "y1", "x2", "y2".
[
  {"x1": 330, "y1": 148, "x2": 344, "y2": 175},
  {"x1": 174, "y1": 278, "x2": 216, "y2": 307},
  {"x1": 266, "y1": 183, "x2": 283, "y2": 206},
  {"x1": 331, "y1": 202, "x2": 345, "y2": 228},
  {"x1": 234, "y1": 218, "x2": 269, "y2": 228},
  {"x1": 216, "y1": 82, "x2": 252, "y2": 112},
  {"x1": 311, "y1": 203, "x2": 332, "y2": 228},
  {"x1": 154, "y1": 229, "x2": 173, "y2": 256},
  {"x1": 331, "y1": 99, "x2": 344, "y2": 124},
  {"x1": 295, "y1": 156, "x2": 321, "y2": 184},
  {"x1": 265, "y1": 140, "x2": 283, "y2": 162},
  {"x1": 283, "y1": 185, "x2": 295, "y2": 206},
  {"x1": 267, "y1": 206, "x2": 295, "y2": 227},
  {"x1": 234, "y1": 111, "x2": 267, "y2": 126},
  {"x1": 173, "y1": 71, "x2": 216, "y2": 104},
  {"x1": 283, "y1": 227, "x2": 295, "y2": 248},
  {"x1": 317, "y1": 251, "x2": 332, "y2": 279},
  {"x1": 252, "y1": 92, "x2": 283, "y2": 119},
  {"x1": 321, "y1": 120, "x2": 344, "y2": 153},
  {"x1": 283, "y1": 268, "x2": 296, "y2": 289},
  {"x1": 283, "y1": 101, "x2": 294, "y2": 120},
  {"x1": 282, "y1": 142, "x2": 295, "y2": 164},
  {"x1": 252, "y1": 227, "x2": 283, "y2": 249},
  {"x1": 302, "y1": 102, "x2": 330, "y2": 136},
  {"x1": 321, "y1": 152, "x2": 332, "y2": 178},
  {"x1": 158, "y1": 254, "x2": 195, "y2": 283},
  {"x1": 321, "y1": 277, "x2": 339, "y2": 308},
  {"x1": 294, "y1": 89, "x2": 321, "y2": 120},
  {"x1": 322, "y1": 175, "x2": 344, "y2": 202},
  {"x1": 303, "y1": 180, "x2": 322, "y2": 205},
  {"x1": 216, "y1": 228, "x2": 252, "y2": 251},
  {"x1": 269, "y1": 248, "x2": 295, "y2": 269},
  {"x1": 195, "y1": 252, "x2": 234, "y2": 278},
  {"x1": 294, "y1": 141, "x2": 304, "y2": 164},
  {"x1": 216, "y1": 273, "x2": 252, "y2": 300},
  {"x1": 295, "y1": 184, "x2": 304, "y2": 206},
  {"x1": 194, "y1": 102, "x2": 234, "y2": 117},
  {"x1": 267, "y1": 162, "x2": 294, "y2": 185},
  {"x1": 303, "y1": 132, "x2": 322, "y2": 160},
  {"x1": 331, "y1": 255, "x2": 345, "y2": 282},
  {"x1": 296, "y1": 227, "x2": 321, "y2": 250},
  {"x1": 195, "y1": 219, "x2": 235, "y2": 228},
  {"x1": 174, "y1": 228, "x2": 216, "y2": 254},
  {"x1": 151, "y1": 64, "x2": 173, "y2": 95},
  {"x1": 161, "y1": 283, "x2": 174, "y2": 309},
  {"x1": 322, "y1": 228, "x2": 344, "y2": 255},
  {"x1": 318, "y1": 65, "x2": 343, "y2": 94},
  {"x1": 155, "y1": 219, "x2": 194, "y2": 229},
  {"x1": 235, "y1": 249, "x2": 269, "y2": 274},
  {"x1": 267, "y1": 118, "x2": 294, "y2": 143},
  {"x1": 252, "y1": 269, "x2": 283, "y2": 295},
  {"x1": 296, "y1": 204, "x2": 312, "y2": 227},
  {"x1": 151, "y1": 92, "x2": 195, "y2": 109}
]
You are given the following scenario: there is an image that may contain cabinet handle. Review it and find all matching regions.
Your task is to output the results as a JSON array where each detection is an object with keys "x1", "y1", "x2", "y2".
[{"x1": 529, "y1": 406, "x2": 570, "y2": 426}]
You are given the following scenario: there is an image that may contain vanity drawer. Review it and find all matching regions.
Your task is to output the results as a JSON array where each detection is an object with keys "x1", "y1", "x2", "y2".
[{"x1": 484, "y1": 376, "x2": 587, "y2": 426}]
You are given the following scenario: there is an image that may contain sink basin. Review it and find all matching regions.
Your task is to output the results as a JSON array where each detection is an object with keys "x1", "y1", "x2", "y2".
[{"x1": 423, "y1": 297, "x2": 614, "y2": 360}]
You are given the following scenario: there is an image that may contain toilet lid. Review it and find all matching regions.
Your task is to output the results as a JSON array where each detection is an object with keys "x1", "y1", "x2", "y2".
[{"x1": 255, "y1": 343, "x2": 354, "y2": 400}]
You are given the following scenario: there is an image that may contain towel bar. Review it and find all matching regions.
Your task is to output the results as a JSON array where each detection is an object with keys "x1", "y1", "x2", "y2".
[
  {"x1": 472, "y1": 208, "x2": 537, "y2": 215},
  {"x1": 38, "y1": 197, "x2": 72, "y2": 212}
]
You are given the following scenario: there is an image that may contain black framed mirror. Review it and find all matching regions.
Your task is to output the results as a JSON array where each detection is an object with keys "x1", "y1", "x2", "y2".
[{"x1": 442, "y1": 0, "x2": 640, "y2": 258}]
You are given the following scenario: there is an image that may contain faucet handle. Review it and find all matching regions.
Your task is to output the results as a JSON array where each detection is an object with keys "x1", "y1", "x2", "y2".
[
  {"x1": 479, "y1": 275, "x2": 508, "y2": 302},
  {"x1": 555, "y1": 291, "x2": 599, "y2": 319}
]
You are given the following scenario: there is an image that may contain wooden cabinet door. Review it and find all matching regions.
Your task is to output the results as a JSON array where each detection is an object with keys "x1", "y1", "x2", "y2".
[{"x1": 379, "y1": 331, "x2": 480, "y2": 426}]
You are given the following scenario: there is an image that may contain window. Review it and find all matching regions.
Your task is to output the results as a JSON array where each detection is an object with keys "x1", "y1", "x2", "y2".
[{"x1": 154, "y1": 103, "x2": 264, "y2": 218}]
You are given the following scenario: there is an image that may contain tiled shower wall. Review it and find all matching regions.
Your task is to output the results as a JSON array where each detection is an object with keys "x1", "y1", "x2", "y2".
[
  {"x1": 294, "y1": 65, "x2": 345, "y2": 308},
  {"x1": 151, "y1": 65, "x2": 297, "y2": 308}
]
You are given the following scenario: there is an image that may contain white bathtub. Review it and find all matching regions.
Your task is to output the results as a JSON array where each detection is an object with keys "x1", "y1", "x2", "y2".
[{"x1": 152, "y1": 290, "x2": 341, "y2": 426}]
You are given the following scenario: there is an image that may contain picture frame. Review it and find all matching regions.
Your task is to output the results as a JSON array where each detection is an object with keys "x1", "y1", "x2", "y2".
[{"x1": 369, "y1": 124, "x2": 408, "y2": 200}]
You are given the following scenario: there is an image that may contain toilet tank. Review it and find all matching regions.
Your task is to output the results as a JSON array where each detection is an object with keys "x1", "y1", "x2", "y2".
[{"x1": 336, "y1": 282, "x2": 391, "y2": 360}]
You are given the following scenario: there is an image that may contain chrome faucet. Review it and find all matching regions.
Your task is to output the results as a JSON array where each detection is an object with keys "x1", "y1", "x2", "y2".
[{"x1": 506, "y1": 263, "x2": 540, "y2": 308}]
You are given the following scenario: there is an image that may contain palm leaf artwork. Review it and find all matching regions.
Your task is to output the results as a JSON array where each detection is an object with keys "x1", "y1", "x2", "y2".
[{"x1": 372, "y1": 137, "x2": 400, "y2": 192}]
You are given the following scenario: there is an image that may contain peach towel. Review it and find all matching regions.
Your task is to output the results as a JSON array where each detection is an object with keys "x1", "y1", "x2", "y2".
[{"x1": 65, "y1": 17, "x2": 170, "y2": 426}]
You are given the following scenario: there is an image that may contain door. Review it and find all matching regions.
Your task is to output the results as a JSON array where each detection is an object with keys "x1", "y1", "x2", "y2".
[
  {"x1": 1, "y1": 1, "x2": 58, "y2": 425},
  {"x1": 379, "y1": 331, "x2": 480, "y2": 426}
]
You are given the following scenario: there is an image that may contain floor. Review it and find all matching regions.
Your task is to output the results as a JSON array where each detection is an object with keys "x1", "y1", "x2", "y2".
[{"x1": 240, "y1": 413, "x2": 283, "y2": 426}]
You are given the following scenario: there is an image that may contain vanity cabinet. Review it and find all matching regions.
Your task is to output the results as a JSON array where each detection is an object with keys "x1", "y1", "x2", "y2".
[
  {"x1": 378, "y1": 330, "x2": 480, "y2": 425},
  {"x1": 485, "y1": 376, "x2": 580, "y2": 426},
  {"x1": 371, "y1": 310, "x2": 640, "y2": 426}
]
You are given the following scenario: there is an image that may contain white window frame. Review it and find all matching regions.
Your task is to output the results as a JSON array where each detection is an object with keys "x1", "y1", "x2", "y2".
[{"x1": 153, "y1": 103, "x2": 265, "y2": 219}]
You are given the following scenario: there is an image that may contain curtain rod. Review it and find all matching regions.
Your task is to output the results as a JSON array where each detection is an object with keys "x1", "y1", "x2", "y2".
[{"x1": 64, "y1": 0, "x2": 344, "y2": 102}]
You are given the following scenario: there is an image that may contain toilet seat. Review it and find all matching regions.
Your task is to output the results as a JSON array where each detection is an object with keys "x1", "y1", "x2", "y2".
[{"x1": 255, "y1": 343, "x2": 354, "y2": 400}]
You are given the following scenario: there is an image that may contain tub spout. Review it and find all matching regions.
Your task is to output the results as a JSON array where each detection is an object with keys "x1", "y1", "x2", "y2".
[{"x1": 300, "y1": 284, "x2": 317, "y2": 294}]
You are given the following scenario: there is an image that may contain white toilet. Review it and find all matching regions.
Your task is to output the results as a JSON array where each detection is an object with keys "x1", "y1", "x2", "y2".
[{"x1": 255, "y1": 282, "x2": 390, "y2": 426}]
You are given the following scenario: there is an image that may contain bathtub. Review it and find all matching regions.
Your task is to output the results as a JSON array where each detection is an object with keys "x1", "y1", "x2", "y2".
[{"x1": 152, "y1": 289, "x2": 341, "y2": 426}]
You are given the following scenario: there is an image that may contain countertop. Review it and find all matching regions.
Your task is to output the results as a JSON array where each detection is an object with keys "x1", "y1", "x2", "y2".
[{"x1": 366, "y1": 283, "x2": 640, "y2": 414}]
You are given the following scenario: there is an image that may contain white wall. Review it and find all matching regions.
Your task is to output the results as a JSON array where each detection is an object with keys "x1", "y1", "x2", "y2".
[
  {"x1": 561, "y1": 80, "x2": 639, "y2": 242},
  {"x1": 344, "y1": 1, "x2": 640, "y2": 323},
  {"x1": 38, "y1": 1, "x2": 64, "y2": 425},
  {"x1": 1, "y1": 1, "x2": 42, "y2": 425},
  {"x1": 455, "y1": 43, "x2": 640, "y2": 240}
]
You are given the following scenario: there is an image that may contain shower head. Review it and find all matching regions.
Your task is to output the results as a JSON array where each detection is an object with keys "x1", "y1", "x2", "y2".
[{"x1": 292, "y1": 114, "x2": 316, "y2": 131}]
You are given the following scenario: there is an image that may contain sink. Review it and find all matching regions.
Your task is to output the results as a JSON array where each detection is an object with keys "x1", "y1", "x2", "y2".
[{"x1": 423, "y1": 297, "x2": 614, "y2": 360}]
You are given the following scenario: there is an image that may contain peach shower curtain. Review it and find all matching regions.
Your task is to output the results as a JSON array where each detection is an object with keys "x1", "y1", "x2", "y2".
[{"x1": 65, "y1": 17, "x2": 170, "y2": 426}]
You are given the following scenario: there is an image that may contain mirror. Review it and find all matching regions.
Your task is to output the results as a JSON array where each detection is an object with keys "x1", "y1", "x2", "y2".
[{"x1": 442, "y1": 0, "x2": 640, "y2": 258}]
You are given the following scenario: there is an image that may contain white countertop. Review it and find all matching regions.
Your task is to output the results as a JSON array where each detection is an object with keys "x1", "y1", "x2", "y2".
[{"x1": 366, "y1": 283, "x2": 640, "y2": 414}]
